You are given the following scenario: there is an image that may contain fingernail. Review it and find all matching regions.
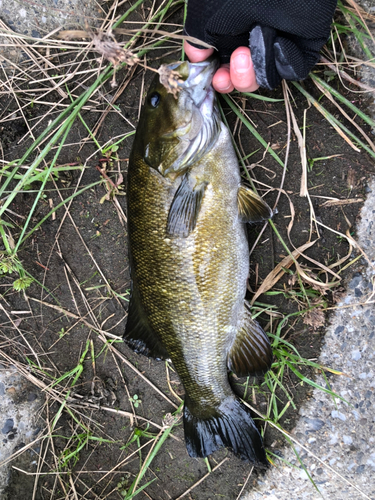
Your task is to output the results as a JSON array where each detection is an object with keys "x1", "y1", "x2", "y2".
[{"x1": 233, "y1": 54, "x2": 251, "y2": 74}]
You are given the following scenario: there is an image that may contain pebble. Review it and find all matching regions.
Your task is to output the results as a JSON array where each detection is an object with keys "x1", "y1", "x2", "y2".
[
  {"x1": 352, "y1": 350, "x2": 362, "y2": 361},
  {"x1": 331, "y1": 411, "x2": 347, "y2": 421},
  {"x1": 1, "y1": 419, "x2": 14, "y2": 434},
  {"x1": 303, "y1": 417, "x2": 325, "y2": 432},
  {"x1": 343, "y1": 436, "x2": 353, "y2": 445}
]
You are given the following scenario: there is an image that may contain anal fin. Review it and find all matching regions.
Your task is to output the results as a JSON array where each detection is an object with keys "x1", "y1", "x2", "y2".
[
  {"x1": 228, "y1": 303, "x2": 272, "y2": 377},
  {"x1": 166, "y1": 173, "x2": 207, "y2": 238},
  {"x1": 124, "y1": 280, "x2": 169, "y2": 361},
  {"x1": 237, "y1": 186, "x2": 273, "y2": 223}
]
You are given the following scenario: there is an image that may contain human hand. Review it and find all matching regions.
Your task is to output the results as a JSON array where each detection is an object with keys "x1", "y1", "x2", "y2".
[
  {"x1": 184, "y1": 0, "x2": 337, "y2": 90},
  {"x1": 184, "y1": 41, "x2": 259, "y2": 94}
]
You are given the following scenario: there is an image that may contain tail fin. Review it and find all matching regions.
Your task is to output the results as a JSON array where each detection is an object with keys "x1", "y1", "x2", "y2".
[{"x1": 183, "y1": 396, "x2": 268, "y2": 466}]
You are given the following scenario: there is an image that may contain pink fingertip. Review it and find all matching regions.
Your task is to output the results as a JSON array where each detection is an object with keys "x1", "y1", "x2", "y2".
[
  {"x1": 230, "y1": 47, "x2": 259, "y2": 93},
  {"x1": 184, "y1": 41, "x2": 214, "y2": 63},
  {"x1": 213, "y1": 66, "x2": 234, "y2": 94}
]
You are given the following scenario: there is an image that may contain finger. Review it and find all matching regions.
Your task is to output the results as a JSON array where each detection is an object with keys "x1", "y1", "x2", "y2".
[
  {"x1": 184, "y1": 40, "x2": 214, "y2": 63},
  {"x1": 230, "y1": 47, "x2": 259, "y2": 93},
  {"x1": 212, "y1": 65, "x2": 234, "y2": 94}
]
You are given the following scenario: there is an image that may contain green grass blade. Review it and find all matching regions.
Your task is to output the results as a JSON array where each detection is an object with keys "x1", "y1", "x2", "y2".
[
  {"x1": 284, "y1": 360, "x2": 345, "y2": 402},
  {"x1": 221, "y1": 93, "x2": 285, "y2": 169},
  {"x1": 13, "y1": 126, "x2": 71, "y2": 253},
  {"x1": 293, "y1": 81, "x2": 375, "y2": 160},
  {"x1": 112, "y1": 0, "x2": 145, "y2": 29},
  {"x1": 125, "y1": 479, "x2": 156, "y2": 499},
  {"x1": 310, "y1": 74, "x2": 375, "y2": 129},
  {"x1": 126, "y1": 420, "x2": 178, "y2": 499},
  {"x1": 240, "y1": 92, "x2": 284, "y2": 102},
  {"x1": 18, "y1": 180, "x2": 101, "y2": 247},
  {"x1": 286, "y1": 436, "x2": 322, "y2": 496},
  {"x1": 0, "y1": 72, "x2": 111, "y2": 218}
]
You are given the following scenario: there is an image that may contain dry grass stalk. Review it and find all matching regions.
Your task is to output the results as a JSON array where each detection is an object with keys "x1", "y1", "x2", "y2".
[
  {"x1": 58, "y1": 28, "x2": 184, "y2": 95},
  {"x1": 292, "y1": 107, "x2": 308, "y2": 197},
  {"x1": 28, "y1": 296, "x2": 178, "y2": 409},
  {"x1": 251, "y1": 241, "x2": 315, "y2": 303},
  {"x1": 88, "y1": 28, "x2": 139, "y2": 87},
  {"x1": 320, "y1": 56, "x2": 375, "y2": 92},
  {"x1": 158, "y1": 64, "x2": 184, "y2": 97},
  {"x1": 346, "y1": 0, "x2": 375, "y2": 45},
  {"x1": 251, "y1": 239, "x2": 342, "y2": 305},
  {"x1": 320, "y1": 198, "x2": 364, "y2": 207},
  {"x1": 114, "y1": 27, "x2": 214, "y2": 49},
  {"x1": 174, "y1": 458, "x2": 229, "y2": 500},
  {"x1": 313, "y1": 78, "x2": 375, "y2": 153},
  {"x1": 58, "y1": 29, "x2": 140, "y2": 68}
]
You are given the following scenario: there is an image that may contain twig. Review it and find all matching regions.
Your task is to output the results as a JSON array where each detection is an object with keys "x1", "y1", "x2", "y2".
[
  {"x1": 236, "y1": 466, "x2": 254, "y2": 500},
  {"x1": 174, "y1": 458, "x2": 229, "y2": 499}
]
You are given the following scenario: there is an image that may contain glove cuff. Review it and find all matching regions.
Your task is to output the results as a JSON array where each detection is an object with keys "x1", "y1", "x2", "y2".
[{"x1": 250, "y1": 26, "x2": 281, "y2": 90}]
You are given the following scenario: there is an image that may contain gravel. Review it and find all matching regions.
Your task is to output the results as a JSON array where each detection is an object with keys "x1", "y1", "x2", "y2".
[{"x1": 0, "y1": 0, "x2": 101, "y2": 68}]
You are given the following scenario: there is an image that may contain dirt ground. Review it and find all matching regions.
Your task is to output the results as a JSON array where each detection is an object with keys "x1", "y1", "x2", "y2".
[{"x1": 1, "y1": 4, "x2": 375, "y2": 499}]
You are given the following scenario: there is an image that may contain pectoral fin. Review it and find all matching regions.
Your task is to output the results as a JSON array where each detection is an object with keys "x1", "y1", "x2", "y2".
[
  {"x1": 237, "y1": 186, "x2": 273, "y2": 223},
  {"x1": 124, "y1": 280, "x2": 169, "y2": 361},
  {"x1": 166, "y1": 173, "x2": 207, "y2": 238},
  {"x1": 228, "y1": 304, "x2": 273, "y2": 377}
]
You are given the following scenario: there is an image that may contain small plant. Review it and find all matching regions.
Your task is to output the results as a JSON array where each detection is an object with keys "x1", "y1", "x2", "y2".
[
  {"x1": 57, "y1": 431, "x2": 115, "y2": 470},
  {"x1": 58, "y1": 328, "x2": 66, "y2": 339},
  {"x1": 0, "y1": 252, "x2": 34, "y2": 291},
  {"x1": 129, "y1": 394, "x2": 141, "y2": 408},
  {"x1": 12, "y1": 276, "x2": 34, "y2": 291}
]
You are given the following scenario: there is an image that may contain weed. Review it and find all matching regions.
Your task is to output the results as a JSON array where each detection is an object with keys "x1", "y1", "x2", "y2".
[{"x1": 129, "y1": 394, "x2": 141, "y2": 408}]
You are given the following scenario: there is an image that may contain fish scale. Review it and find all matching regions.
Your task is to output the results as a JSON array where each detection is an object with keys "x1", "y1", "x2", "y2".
[
  {"x1": 129, "y1": 134, "x2": 242, "y2": 401},
  {"x1": 125, "y1": 58, "x2": 273, "y2": 464}
]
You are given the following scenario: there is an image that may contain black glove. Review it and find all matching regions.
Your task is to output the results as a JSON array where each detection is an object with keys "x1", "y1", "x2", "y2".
[{"x1": 185, "y1": 0, "x2": 337, "y2": 89}]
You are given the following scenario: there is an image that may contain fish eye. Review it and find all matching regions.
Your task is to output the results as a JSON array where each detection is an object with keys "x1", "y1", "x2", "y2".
[{"x1": 149, "y1": 92, "x2": 161, "y2": 108}]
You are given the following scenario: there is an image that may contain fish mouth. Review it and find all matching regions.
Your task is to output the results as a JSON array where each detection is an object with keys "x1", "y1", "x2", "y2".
[
  {"x1": 162, "y1": 58, "x2": 221, "y2": 176},
  {"x1": 163, "y1": 58, "x2": 219, "y2": 118},
  {"x1": 182, "y1": 58, "x2": 219, "y2": 111}
]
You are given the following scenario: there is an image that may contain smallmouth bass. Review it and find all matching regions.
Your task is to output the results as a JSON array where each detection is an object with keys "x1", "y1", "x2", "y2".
[{"x1": 124, "y1": 58, "x2": 273, "y2": 465}]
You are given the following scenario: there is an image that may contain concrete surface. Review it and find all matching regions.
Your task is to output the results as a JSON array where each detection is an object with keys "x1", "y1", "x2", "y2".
[
  {"x1": 0, "y1": 0, "x2": 102, "y2": 67},
  {"x1": 0, "y1": 364, "x2": 42, "y2": 498},
  {"x1": 0, "y1": 0, "x2": 100, "y2": 36}
]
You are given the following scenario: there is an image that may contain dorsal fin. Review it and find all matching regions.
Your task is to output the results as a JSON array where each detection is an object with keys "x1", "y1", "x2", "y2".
[
  {"x1": 166, "y1": 173, "x2": 207, "y2": 238},
  {"x1": 237, "y1": 186, "x2": 273, "y2": 223},
  {"x1": 124, "y1": 279, "x2": 169, "y2": 361},
  {"x1": 228, "y1": 304, "x2": 273, "y2": 377}
]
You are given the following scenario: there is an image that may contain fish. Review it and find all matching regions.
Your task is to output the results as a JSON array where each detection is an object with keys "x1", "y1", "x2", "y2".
[{"x1": 124, "y1": 58, "x2": 273, "y2": 465}]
